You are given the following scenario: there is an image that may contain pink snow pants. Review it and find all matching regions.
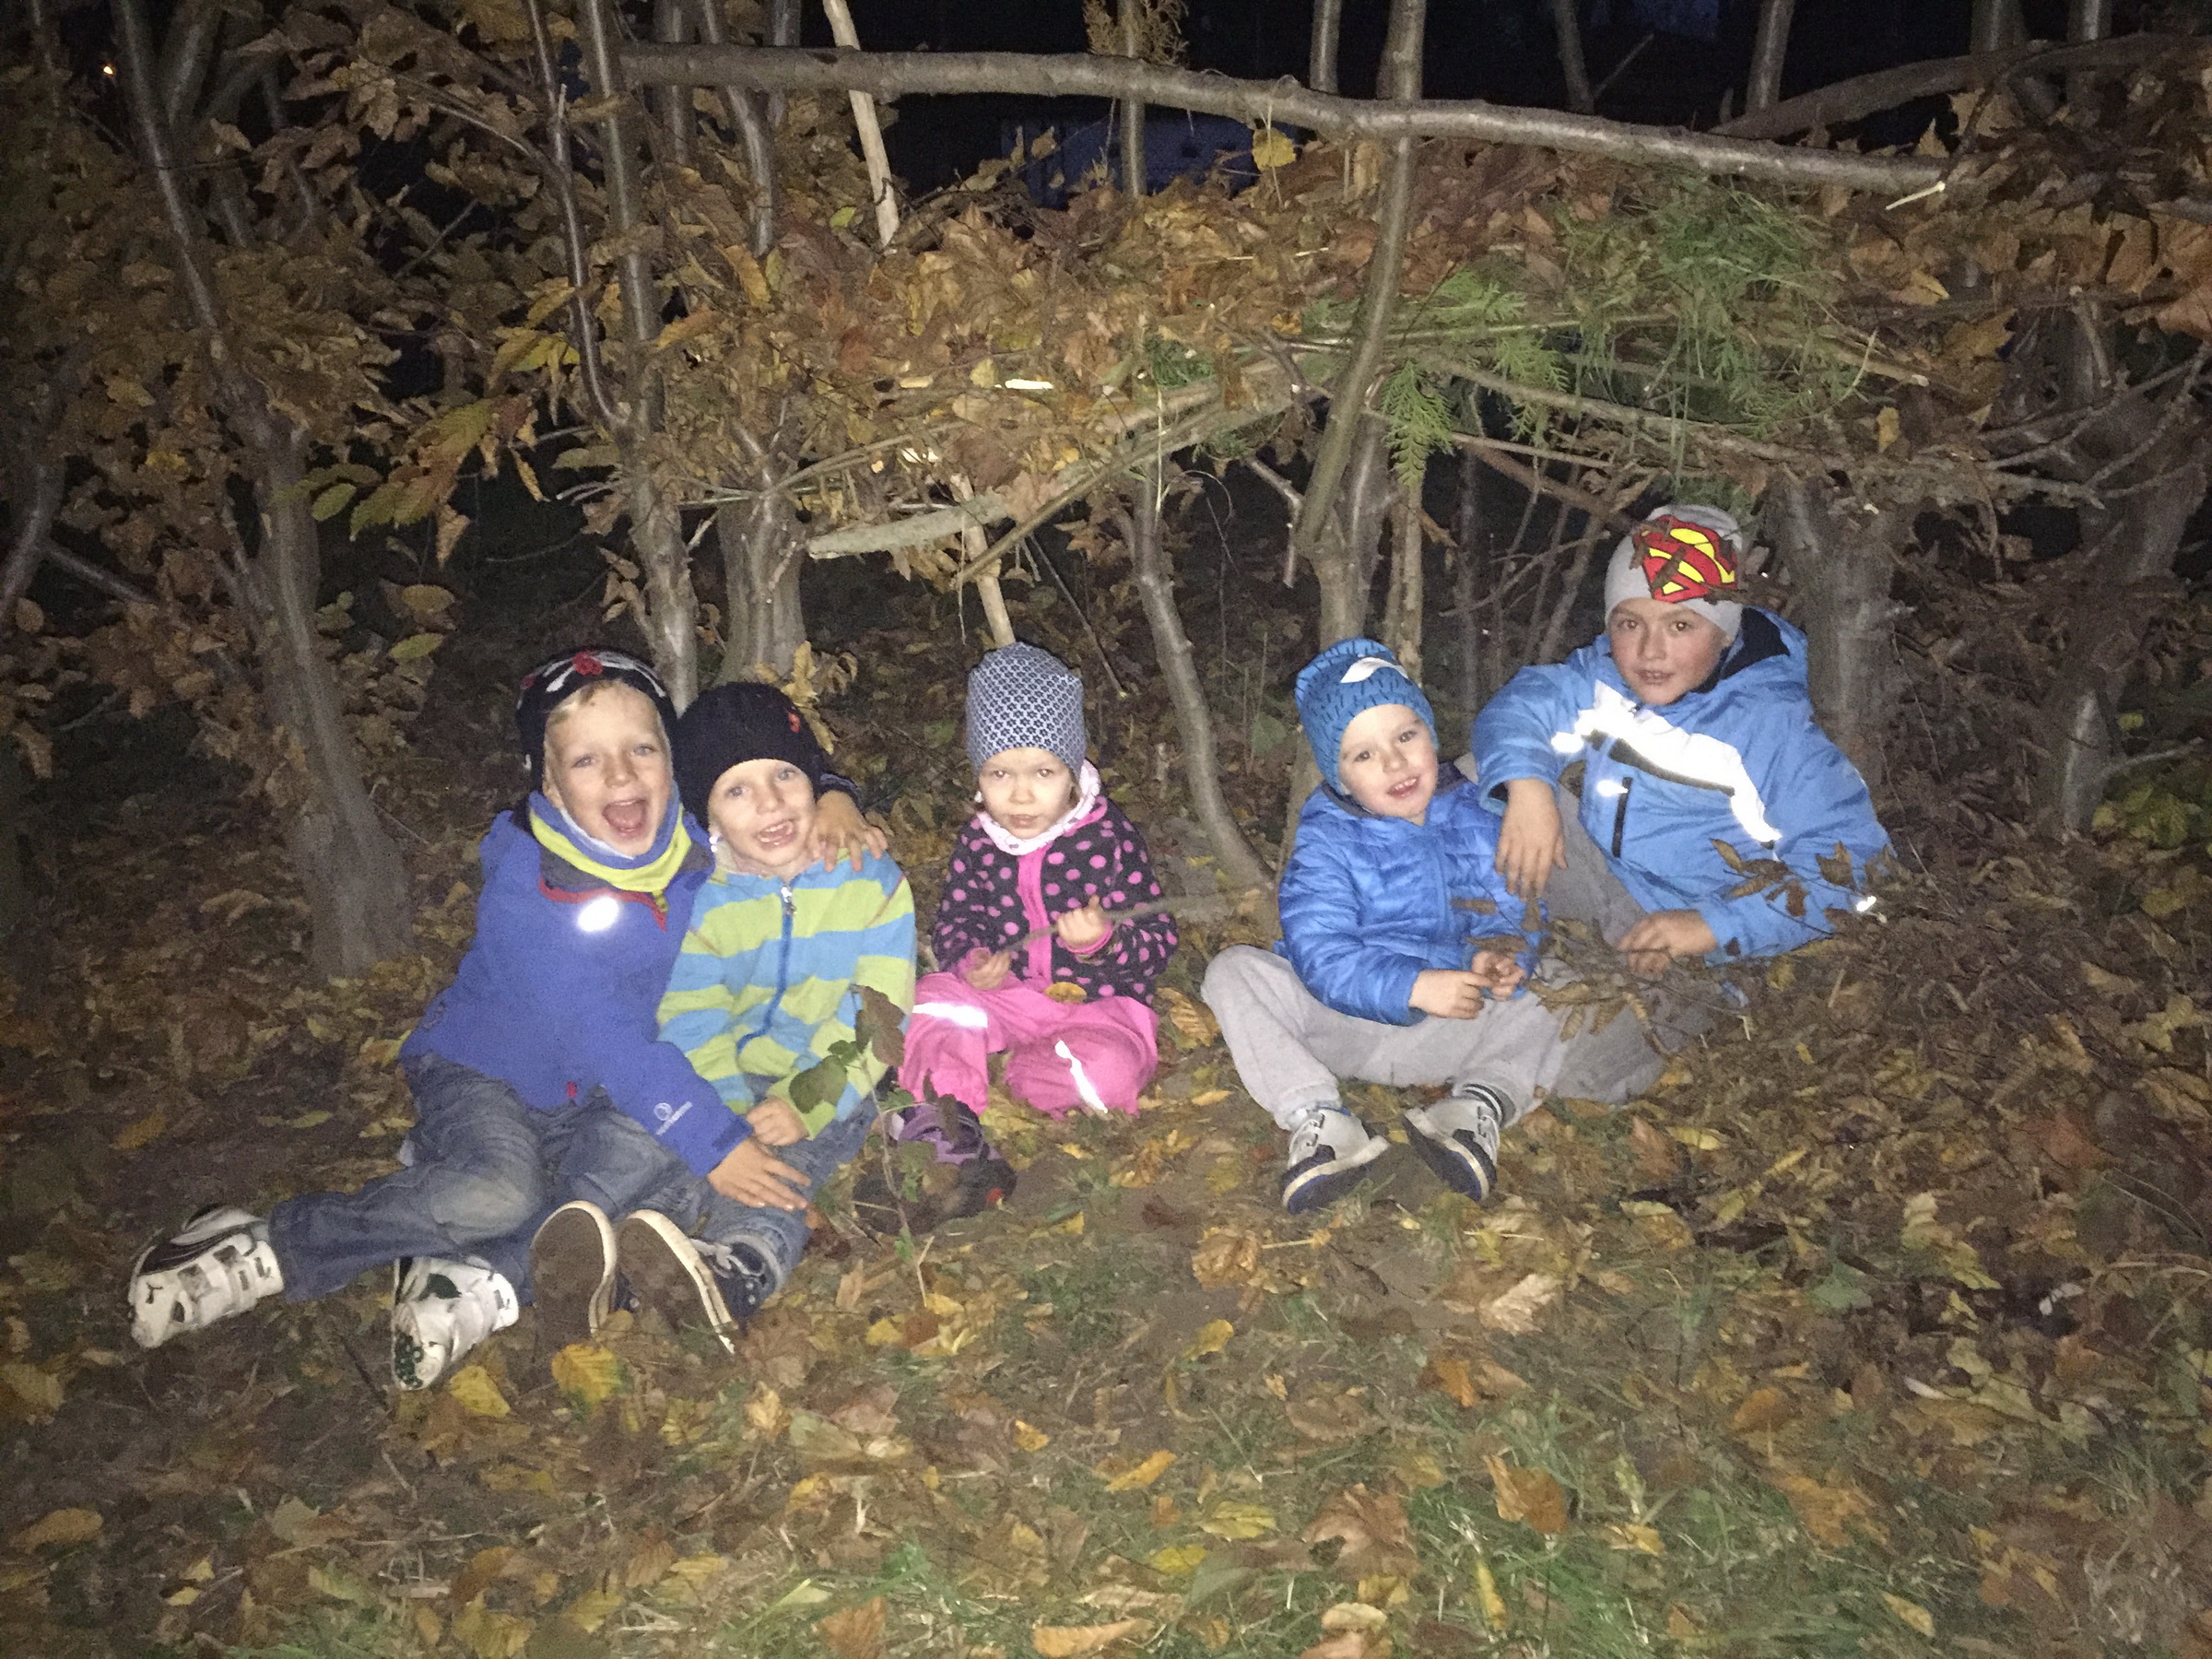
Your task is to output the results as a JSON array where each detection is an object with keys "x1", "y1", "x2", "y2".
[{"x1": 898, "y1": 971, "x2": 1159, "y2": 1120}]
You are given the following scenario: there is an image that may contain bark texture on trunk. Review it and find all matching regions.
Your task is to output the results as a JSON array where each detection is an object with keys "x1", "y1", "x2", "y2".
[
  {"x1": 1747, "y1": 0, "x2": 1795, "y2": 112},
  {"x1": 715, "y1": 494, "x2": 806, "y2": 681},
  {"x1": 1764, "y1": 475, "x2": 1905, "y2": 792},
  {"x1": 1128, "y1": 488, "x2": 1272, "y2": 892},
  {"x1": 1308, "y1": 0, "x2": 1342, "y2": 92},
  {"x1": 1547, "y1": 0, "x2": 1595, "y2": 114}
]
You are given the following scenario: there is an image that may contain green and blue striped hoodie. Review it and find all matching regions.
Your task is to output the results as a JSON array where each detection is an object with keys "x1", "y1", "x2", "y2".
[{"x1": 657, "y1": 850, "x2": 915, "y2": 1137}]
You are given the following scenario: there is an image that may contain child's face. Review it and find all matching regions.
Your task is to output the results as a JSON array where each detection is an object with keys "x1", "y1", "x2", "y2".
[
  {"x1": 705, "y1": 757, "x2": 818, "y2": 877},
  {"x1": 540, "y1": 683, "x2": 673, "y2": 855},
  {"x1": 1336, "y1": 703, "x2": 1438, "y2": 823},
  {"x1": 1606, "y1": 598, "x2": 1730, "y2": 707},
  {"x1": 977, "y1": 747, "x2": 1077, "y2": 838}
]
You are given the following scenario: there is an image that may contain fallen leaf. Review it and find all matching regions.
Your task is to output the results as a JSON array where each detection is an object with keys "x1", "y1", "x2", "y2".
[
  {"x1": 818, "y1": 1595, "x2": 888, "y2": 1659},
  {"x1": 1477, "y1": 1273, "x2": 1561, "y2": 1334},
  {"x1": 1881, "y1": 1592, "x2": 1936, "y2": 1638},
  {"x1": 1102, "y1": 1450, "x2": 1177, "y2": 1492},
  {"x1": 1628, "y1": 1115, "x2": 1682, "y2": 1182},
  {"x1": 1031, "y1": 1618, "x2": 1147, "y2": 1655},
  {"x1": 1148, "y1": 1544, "x2": 1207, "y2": 1575},
  {"x1": 1191, "y1": 1228, "x2": 1261, "y2": 1288},
  {"x1": 1304, "y1": 1486, "x2": 1418, "y2": 1579},
  {"x1": 1420, "y1": 1352, "x2": 1477, "y2": 1408},
  {"x1": 1771, "y1": 1470, "x2": 1888, "y2": 1548},
  {"x1": 1729, "y1": 1386, "x2": 1794, "y2": 1435},
  {"x1": 1198, "y1": 1500, "x2": 1277, "y2": 1539},
  {"x1": 452, "y1": 1598, "x2": 532, "y2": 1659},
  {"x1": 1474, "y1": 1558, "x2": 1507, "y2": 1629},
  {"x1": 547, "y1": 1344, "x2": 623, "y2": 1412},
  {"x1": 746, "y1": 1384, "x2": 790, "y2": 1438},
  {"x1": 1295, "y1": 1631, "x2": 1390, "y2": 1659},
  {"x1": 9, "y1": 1508, "x2": 101, "y2": 1550},
  {"x1": 112, "y1": 1111, "x2": 167, "y2": 1151},
  {"x1": 1600, "y1": 1522, "x2": 1665, "y2": 1555},
  {"x1": 447, "y1": 1364, "x2": 511, "y2": 1418},
  {"x1": 1014, "y1": 1419, "x2": 1052, "y2": 1451},
  {"x1": 1182, "y1": 1319, "x2": 1235, "y2": 1361},
  {"x1": 1485, "y1": 1456, "x2": 1567, "y2": 1535}
]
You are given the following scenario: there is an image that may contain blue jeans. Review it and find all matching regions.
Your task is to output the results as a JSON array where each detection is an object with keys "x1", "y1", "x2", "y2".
[
  {"x1": 651, "y1": 1104, "x2": 877, "y2": 1294},
  {"x1": 267, "y1": 1054, "x2": 685, "y2": 1302}
]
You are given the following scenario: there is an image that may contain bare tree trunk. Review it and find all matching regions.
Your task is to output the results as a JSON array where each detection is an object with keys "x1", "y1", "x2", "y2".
[
  {"x1": 1119, "y1": 0, "x2": 1147, "y2": 199},
  {"x1": 115, "y1": 0, "x2": 413, "y2": 975},
  {"x1": 714, "y1": 499, "x2": 806, "y2": 680},
  {"x1": 578, "y1": 0, "x2": 701, "y2": 706},
  {"x1": 1764, "y1": 475, "x2": 1904, "y2": 791},
  {"x1": 1129, "y1": 486, "x2": 1271, "y2": 891},
  {"x1": 687, "y1": 0, "x2": 779, "y2": 256},
  {"x1": 1308, "y1": 0, "x2": 1342, "y2": 93},
  {"x1": 1547, "y1": 0, "x2": 1595, "y2": 115},
  {"x1": 1971, "y1": 0, "x2": 2018, "y2": 53},
  {"x1": 1747, "y1": 0, "x2": 1795, "y2": 112}
]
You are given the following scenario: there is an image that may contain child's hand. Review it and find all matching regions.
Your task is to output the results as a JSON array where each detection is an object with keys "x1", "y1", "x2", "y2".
[
  {"x1": 706, "y1": 1137, "x2": 810, "y2": 1209},
  {"x1": 962, "y1": 948, "x2": 1014, "y2": 991},
  {"x1": 1617, "y1": 909, "x2": 1716, "y2": 978},
  {"x1": 1409, "y1": 969, "x2": 1489, "y2": 1020},
  {"x1": 1496, "y1": 778, "x2": 1568, "y2": 899},
  {"x1": 1467, "y1": 949, "x2": 1526, "y2": 997},
  {"x1": 807, "y1": 790, "x2": 890, "y2": 873},
  {"x1": 748, "y1": 1100, "x2": 807, "y2": 1146},
  {"x1": 1053, "y1": 899, "x2": 1113, "y2": 953}
]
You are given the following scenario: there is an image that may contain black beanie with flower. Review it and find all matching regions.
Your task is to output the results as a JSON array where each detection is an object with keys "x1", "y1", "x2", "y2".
[{"x1": 674, "y1": 682, "x2": 828, "y2": 823}]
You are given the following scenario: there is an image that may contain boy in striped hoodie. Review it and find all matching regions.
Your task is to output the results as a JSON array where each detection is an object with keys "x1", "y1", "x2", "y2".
[{"x1": 614, "y1": 683, "x2": 914, "y2": 1348}]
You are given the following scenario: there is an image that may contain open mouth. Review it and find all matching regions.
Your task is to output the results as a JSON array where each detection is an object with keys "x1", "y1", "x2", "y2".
[
  {"x1": 750, "y1": 819, "x2": 798, "y2": 851},
  {"x1": 1387, "y1": 776, "x2": 1425, "y2": 799},
  {"x1": 601, "y1": 798, "x2": 651, "y2": 842}
]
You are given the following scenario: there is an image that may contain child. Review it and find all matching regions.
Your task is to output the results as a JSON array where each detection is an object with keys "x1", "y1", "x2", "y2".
[
  {"x1": 1205, "y1": 639, "x2": 1583, "y2": 1213},
  {"x1": 126, "y1": 649, "x2": 876, "y2": 1388},
  {"x1": 609, "y1": 683, "x2": 914, "y2": 1347},
  {"x1": 893, "y1": 642, "x2": 1175, "y2": 1187},
  {"x1": 1475, "y1": 503, "x2": 1888, "y2": 973}
]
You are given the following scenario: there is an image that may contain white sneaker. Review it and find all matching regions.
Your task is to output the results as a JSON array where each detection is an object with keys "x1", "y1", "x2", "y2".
[
  {"x1": 1279, "y1": 1106, "x2": 1388, "y2": 1214},
  {"x1": 391, "y1": 1258, "x2": 518, "y2": 1391},
  {"x1": 129, "y1": 1206, "x2": 284, "y2": 1349},
  {"x1": 1403, "y1": 1083, "x2": 1507, "y2": 1203}
]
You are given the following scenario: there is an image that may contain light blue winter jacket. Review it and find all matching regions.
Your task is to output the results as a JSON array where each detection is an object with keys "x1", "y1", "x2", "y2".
[
  {"x1": 1471, "y1": 609, "x2": 1889, "y2": 963},
  {"x1": 1277, "y1": 771, "x2": 1538, "y2": 1027}
]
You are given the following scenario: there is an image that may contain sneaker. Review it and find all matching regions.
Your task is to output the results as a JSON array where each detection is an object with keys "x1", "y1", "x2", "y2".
[
  {"x1": 529, "y1": 1201, "x2": 617, "y2": 1355},
  {"x1": 1280, "y1": 1106, "x2": 1388, "y2": 1214},
  {"x1": 616, "y1": 1210, "x2": 773, "y2": 1355},
  {"x1": 886, "y1": 1096, "x2": 989, "y2": 1165},
  {"x1": 390, "y1": 1258, "x2": 518, "y2": 1391},
  {"x1": 129, "y1": 1206, "x2": 284, "y2": 1349},
  {"x1": 1402, "y1": 1082, "x2": 1508, "y2": 1203}
]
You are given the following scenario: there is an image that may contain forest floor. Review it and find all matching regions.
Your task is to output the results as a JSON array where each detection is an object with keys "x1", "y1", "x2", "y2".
[{"x1": 2, "y1": 530, "x2": 2212, "y2": 1659}]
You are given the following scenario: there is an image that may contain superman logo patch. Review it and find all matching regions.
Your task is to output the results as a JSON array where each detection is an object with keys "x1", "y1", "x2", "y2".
[{"x1": 1634, "y1": 515, "x2": 1739, "y2": 604}]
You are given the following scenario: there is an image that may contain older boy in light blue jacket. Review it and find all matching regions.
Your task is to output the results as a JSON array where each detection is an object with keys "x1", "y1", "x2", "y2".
[{"x1": 1204, "y1": 640, "x2": 1640, "y2": 1215}]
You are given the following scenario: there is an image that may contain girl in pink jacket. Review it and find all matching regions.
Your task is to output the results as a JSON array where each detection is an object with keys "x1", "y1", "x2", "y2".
[{"x1": 894, "y1": 643, "x2": 1176, "y2": 1177}]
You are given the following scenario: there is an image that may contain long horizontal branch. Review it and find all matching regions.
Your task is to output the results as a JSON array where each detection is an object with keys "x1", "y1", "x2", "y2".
[
  {"x1": 619, "y1": 45, "x2": 1942, "y2": 194},
  {"x1": 1717, "y1": 32, "x2": 2211, "y2": 142}
]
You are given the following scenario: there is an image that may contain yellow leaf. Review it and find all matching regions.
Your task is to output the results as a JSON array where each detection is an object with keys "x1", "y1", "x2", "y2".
[
  {"x1": 1, "y1": 1362, "x2": 64, "y2": 1421},
  {"x1": 1101, "y1": 1450, "x2": 1177, "y2": 1492},
  {"x1": 9, "y1": 1508, "x2": 101, "y2": 1550},
  {"x1": 1182, "y1": 1319, "x2": 1235, "y2": 1361},
  {"x1": 452, "y1": 1598, "x2": 533, "y2": 1659},
  {"x1": 1196, "y1": 1500, "x2": 1277, "y2": 1539},
  {"x1": 1149, "y1": 1544, "x2": 1208, "y2": 1575},
  {"x1": 1485, "y1": 1455, "x2": 1567, "y2": 1535},
  {"x1": 1190, "y1": 1228, "x2": 1261, "y2": 1288},
  {"x1": 1044, "y1": 981, "x2": 1088, "y2": 1005},
  {"x1": 970, "y1": 358, "x2": 998, "y2": 387},
  {"x1": 1474, "y1": 1558, "x2": 1507, "y2": 1629},
  {"x1": 1251, "y1": 126, "x2": 1297, "y2": 169},
  {"x1": 447, "y1": 1364, "x2": 511, "y2": 1418},
  {"x1": 1189, "y1": 1088, "x2": 1231, "y2": 1106},
  {"x1": 389, "y1": 632, "x2": 445, "y2": 663},
  {"x1": 548, "y1": 1343, "x2": 624, "y2": 1411},
  {"x1": 397, "y1": 583, "x2": 454, "y2": 622},
  {"x1": 746, "y1": 1384, "x2": 789, "y2": 1438},
  {"x1": 1031, "y1": 1620, "x2": 1147, "y2": 1656},
  {"x1": 1666, "y1": 1125, "x2": 1724, "y2": 1151},
  {"x1": 1600, "y1": 1522, "x2": 1665, "y2": 1555},
  {"x1": 562, "y1": 1588, "x2": 623, "y2": 1633},
  {"x1": 1875, "y1": 406, "x2": 1900, "y2": 453},
  {"x1": 112, "y1": 1111, "x2": 167, "y2": 1151},
  {"x1": 1013, "y1": 1419, "x2": 1052, "y2": 1452},
  {"x1": 1881, "y1": 1592, "x2": 1936, "y2": 1638}
]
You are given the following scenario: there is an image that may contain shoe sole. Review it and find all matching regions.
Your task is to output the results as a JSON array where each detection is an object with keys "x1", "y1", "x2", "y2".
[
  {"x1": 1281, "y1": 1130, "x2": 1388, "y2": 1215},
  {"x1": 617, "y1": 1212, "x2": 736, "y2": 1355},
  {"x1": 530, "y1": 1203, "x2": 616, "y2": 1355},
  {"x1": 1403, "y1": 1116, "x2": 1496, "y2": 1203}
]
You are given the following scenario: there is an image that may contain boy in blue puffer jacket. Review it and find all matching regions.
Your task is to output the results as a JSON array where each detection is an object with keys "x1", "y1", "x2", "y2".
[
  {"x1": 125, "y1": 650, "x2": 879, "y2": 1389},
  {"x1": 1206, "y1": 640, "x2": 1614, "y2": 1214},
  {"x1": 1475, "y1": 503, "x2": 1888, "y2": 975}
]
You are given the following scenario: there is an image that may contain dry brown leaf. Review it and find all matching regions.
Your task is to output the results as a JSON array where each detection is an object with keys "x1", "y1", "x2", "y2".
[
  {"x1": 818, "y1": 1596, "x2": 888, "y2": 1659},
  {"x1": 9, "y1": 1508, "x2": 101, "y2": 1550},
  {"x1": 1297, "y1": 1631, "x2": 1392, "y2": 1659},
  {"x1": 1420, "y1": 1352, "x2": 1478, "y2": 1408},
  {"x1": 1729, "y1": 1386, "x2": 1794, "y2": 1435},
  {"x1": 1285, "y1": 1390, "x2": 1381, "y2": 1443},
  {"x1": 1485, "y1": 1455, "x2": 1568, "y2": 1535},
  {"x1": 1031, "y1": 1618, "x2": 1147, "y2": 1655},
  {"x1": 1303, "y1": 1485, "x2": 1419, "y2": 1580},
  {"x1": 1477, "y1": 1273, "x2": 1562, "y2": 1334},
  {"x1": 1627, "y1": 1115, "x2": 1682, "y2": 1182},
  {"x1": 1190, "y1": 1228, "x2": 1262, "y2": 1288},
  {"x1": 1770, "y1": 1470, "x2": 1888, "y2": 1548}
]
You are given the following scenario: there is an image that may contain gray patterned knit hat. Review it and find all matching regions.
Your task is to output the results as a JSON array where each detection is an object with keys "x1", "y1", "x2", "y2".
[{"x1": 965, "y1": 642, "x2": 1088, "y2": 772}]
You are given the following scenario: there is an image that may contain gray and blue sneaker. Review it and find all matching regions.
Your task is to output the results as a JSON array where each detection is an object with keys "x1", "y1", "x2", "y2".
[
  {"x1": 1402, "y1": 1082, "x2": 1508, "y2": 1203},
  {"x1": 615, "y1": 1210, "x2": 775, "y2": 1355},
  {"x1": 1280, "y1": 1106, "x2": 1389, "y2": 1214}
]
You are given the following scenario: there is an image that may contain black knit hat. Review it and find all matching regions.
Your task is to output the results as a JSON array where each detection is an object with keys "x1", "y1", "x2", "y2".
[
  {"x1": 675, "y1": 682, "x2": 827, "y2": 823},
  {"x1": 515, "y1": 648, "x2": 680, "y2": 788}
]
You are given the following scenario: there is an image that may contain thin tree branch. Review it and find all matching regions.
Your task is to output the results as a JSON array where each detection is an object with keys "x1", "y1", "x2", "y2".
[
  {"x1": 577, "y1": 0, "x2": 661, "y2": 358},
  {"x1": 619, "y1": 45, "x2": 1945, "y2": 194},
  {"x1": 523, "y1": 0, "x2": 621, "y2": 433},
  {"x1": 819, "y1": 0, "x2": 900, "y2": 247},
  {"x1": 1308, "y1": 0, "x2": 1342, "y2": 94},
  {"x1": 1547, "y1": 0, "x2": 1594, "y2": 116},
  {"x1": 1747, "y1": 0, "x2": 1795, "y2": 113},
  {"x1": 685, "y1": 0, "x2": 779, "y2": 257},
  {"x1": 1453, "y1": 434, "x2": 1635, "y2": 534}
]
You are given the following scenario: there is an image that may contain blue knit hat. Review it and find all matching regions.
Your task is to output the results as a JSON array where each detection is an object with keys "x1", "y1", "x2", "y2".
[
  {"x1": 1294, "y1": 638, "x2": 1436, "y2": 790},
  {"x1": 966, "y1": 641, "x2": 1088, "y2": 771}
]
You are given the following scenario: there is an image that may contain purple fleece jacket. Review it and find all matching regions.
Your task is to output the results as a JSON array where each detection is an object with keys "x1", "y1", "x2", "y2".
[{"x1": 931, "y1": 797, "x2": 1176, "y2": 1000}]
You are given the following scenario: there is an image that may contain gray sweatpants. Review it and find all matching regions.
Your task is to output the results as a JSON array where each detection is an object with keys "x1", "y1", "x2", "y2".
[{"x1": 1203, "y1": 777, "x2": 1690, "y2": 1132}]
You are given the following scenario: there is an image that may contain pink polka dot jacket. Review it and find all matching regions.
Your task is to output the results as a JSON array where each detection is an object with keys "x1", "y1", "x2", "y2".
[{"x1": 931, "y1": 796, "x2": 1178, "y2": 1002}]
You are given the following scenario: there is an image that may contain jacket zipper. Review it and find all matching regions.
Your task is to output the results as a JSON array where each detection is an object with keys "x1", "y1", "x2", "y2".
[
  {"x1": 1611, "y1": 775, "x2": 1632, "y2": 858},
  {"x1": 762, "y1": 880, "x2": 797, "y2": 1023}
]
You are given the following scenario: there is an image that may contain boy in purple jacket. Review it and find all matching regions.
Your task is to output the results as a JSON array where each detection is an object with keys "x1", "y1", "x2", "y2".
[{"x1": 126, "y1": 650, "x2": 876, "y2": 1388}]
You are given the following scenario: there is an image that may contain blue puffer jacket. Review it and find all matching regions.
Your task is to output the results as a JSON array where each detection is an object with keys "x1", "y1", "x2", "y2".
[
  {"x1": 1277, "y1": 771, "x2": 1537, "y2": 1026},
  {"x1": 401, "y1": 811, "x2": 744, "y2": 1177},
  {"x1": 1472, "y1": 609, "x2": 1889, "y2": 962}
]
